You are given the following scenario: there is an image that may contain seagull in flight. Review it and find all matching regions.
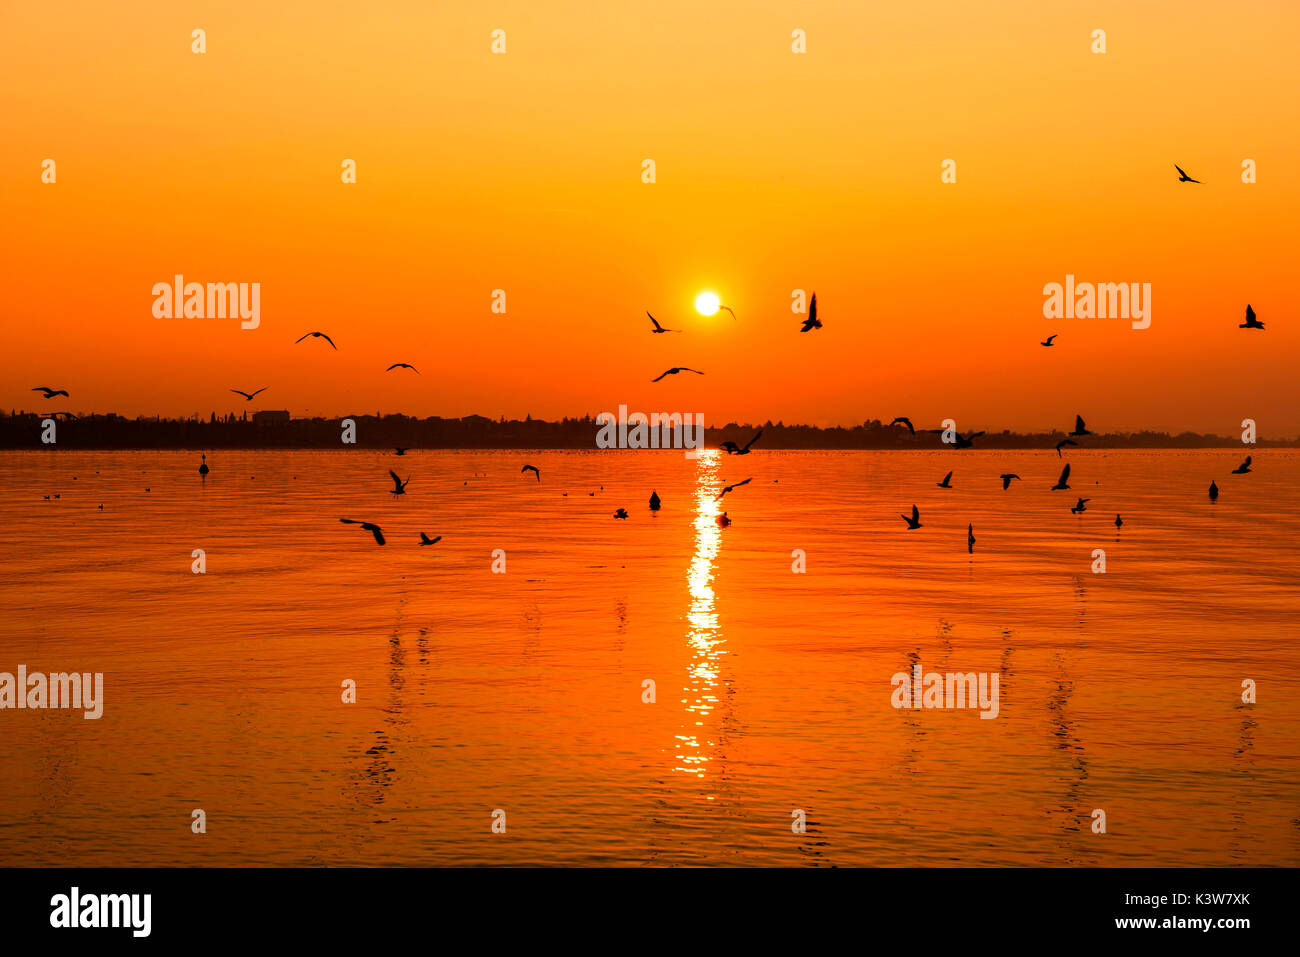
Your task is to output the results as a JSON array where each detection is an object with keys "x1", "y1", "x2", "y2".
[
  {"x1": 1174, "y1": 164, "x2": 1202, "y2": 183},
  {"x1": 1071, "y1": 497, "x2": 1090, "y2": 514},
  {"x1": 1239, "y1": 305, "x2": 1264, "y2": 330},
  {"x1": 937, "y1": 471, "x2": 953, "y2": 489},
  {"x1": 296, "y1": 331, "x2": 338, "y2": 349},
  {"x1": 1041, "y1": 335, "x2": 1057, "y2": 347},
  {"x1": 717, "y1": 478, "x2": 752, "y2": 500},
  {"x1": 800, "y1": 294, "x2": 822, "y2": 332},
  {"x1": 952, "y1": 431, "x2": 985, "y2": 449},
  {"x1": 890, "y1": 417, "x2": 915, "y2": 435},
  {"x1": 340, "y1": 518, "x2": 385, "y2": 545},
  {"x1": 1231, "y1": 456, "x2": 1252, "y2": 474},
  {"x1": 388, "y1": 470, "x2": 409, "y2": 496},
  {"x1": 521, "y1": 464, "x2": 540, "y2": 482},
  {"x1": 31, "y1": 386, "x2": 69, "y2": 398},
  {"x1": 1055, "y1": 438, "x2": 1077, "y2": 458},
  {"x1": 1069, "y1": 415, "x2": 1092, "y2": 437},
  {"x1": 651, "y1": 367, "x2": 704, "y2": 382},
  {"x1": 900, "y1": 504, "x2": 922, "y2": 530},
  {"x1": 1000, "y1": 474, "x2": 1021, "y2": 490},
  {"x1": 230, "y1": 387, "x2": 268, "y2": 401},
  {"x1": 721, "y1": 430, "x2": 762, "y2": 455},
  {"x1": 418, "y1": 532, "x2": 441, "y2": 546},
  {"x1": 647, "y1": 312, "x2": 679, "y2": 333},
  {"x1": 386, "y1": 363, "x2": 419, "y2": 373},
  {"x1": 1051, "y1": 463, "x2": 1072, "y2": 490}
]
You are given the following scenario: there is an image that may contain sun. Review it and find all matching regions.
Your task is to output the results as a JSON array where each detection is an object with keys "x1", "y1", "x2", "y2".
[{"x1": 695, "y1": 292, "x2": 720, "y2": 316}]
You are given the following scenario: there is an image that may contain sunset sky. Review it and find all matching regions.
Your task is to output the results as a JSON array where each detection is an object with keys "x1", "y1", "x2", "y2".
[{"x1": 2, "y1": 1, "x2": 1297, "y2": 434}]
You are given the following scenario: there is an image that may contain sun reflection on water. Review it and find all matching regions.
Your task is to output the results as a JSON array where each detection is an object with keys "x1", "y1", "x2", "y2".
[{"x1": 674, "y1": 451, "x2": 725, "y2": 777}]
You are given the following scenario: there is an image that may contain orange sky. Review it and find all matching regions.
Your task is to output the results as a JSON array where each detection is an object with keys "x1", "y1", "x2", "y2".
[{"x1": 2, "y1": 1, "x2": 1297, "y2": 434}]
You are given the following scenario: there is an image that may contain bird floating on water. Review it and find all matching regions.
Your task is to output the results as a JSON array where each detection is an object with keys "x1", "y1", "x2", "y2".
[
  {"x1": 649, "y1": 490, "x2": 661, "y2": 511},
  {"x1": 967, "y1": 523, "x2": 975, "y2": 554},
  {"x1": 1114, "y1": 514, "x2": 1123, "y2": 528},
  {"x1": 198, "y1": 454, "x2": 209, "y2": 476},
  {"x1": 613, "y1": 508, "x2": 629, "y2": 519},
  {"x1": 716, "y1": 511, "x2": 731, "y2": 528},
  {"x1": 1209, "y1": 480, "x2": 1219, "y2": 502}
]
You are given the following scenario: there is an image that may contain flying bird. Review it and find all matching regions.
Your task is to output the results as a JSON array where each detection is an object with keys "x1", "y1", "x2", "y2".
[
  {"x1": 890, "y1": 417, "x2": 915, "y2": 435},
  {"x1": 1000, "y1": 474, "x2": 1021, "y2": 490},
  {"x1": 717, "y1": 478, "x2": 752, "y2": 499},
  {"x1": 419, "y1": 533, "x2": 441, "y2": 546},
  {"x1": 721, "y1": 430, "x2": 762, "y2": 455},
  {"x1": 967, "y1": 523, "x2": 975, "y2": 554},
  {"x1": 1209, "y1": 480, "x2": 1219, "y2": 502},
  {"x1": 230, "y1": 388, "x2": 268, "y2": 401},
  {"x1": 1069, "y1": 415, "x2": 1091, "y2": 437},
  {"x1": 1174, "y1": 164, "x2": 1202, "y2": 183},
  {"x1": 800, "y1": 294, "x2": 822, "y2": 332},
  {"x1": 521, "y1": 464, "x2": 540, "y2": 482},
  {"x1": 952, "y1": 431, "x2": 985, "y2": 449},
  {"x1": 937, "y1": 471, "x2": 953, "y2": 489},
  {"x1": 31, "y1": 387, "x2": 69, "y2": 398},
  {"x1": 1071, "y1": 497, "x2": 1090, "y2": 514},
  {"x1": 295, "y1": 331, "x2": 338, "y2": 349},
  {"x1": 386, "y1": 363, "x2": 419, "y2": 373},
  {"x1": 1231, "y1": 456, "x2": 1252, "y2": 474},
  {"x1": 1051, "y1": 464, "x2": 1071, "y2": 490},
  {"x1": 340, "y1": 518, "x2": 385, "y2": 545},
  {"x1": 719, "y1": 305, "x2": 738, "y2": 321},
  {"x1": 1239, "y1": 305, "x2": 1264, "y2": 330},
  {"x1": 647, "y1": 312, "x2": 679, "y2": 333},
  {"x1": 1055, "y1": 438, "x2": 1077, "y2": 458},
  {"x1": 651, "y1": 367, "x2": 705, "y2": 382},
  {"x1": 1041, "y1": 335, "x2": 1057, "y2": 347},
  {"x1": 388, "y1": 470, "x2": 409, "y2": 496},
  {"x1": 900, "y1": 504, "x2": 922, "y2": 530}
]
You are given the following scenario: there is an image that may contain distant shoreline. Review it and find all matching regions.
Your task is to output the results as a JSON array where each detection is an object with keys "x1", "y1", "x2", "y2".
[{"x1": 2, "y1": 412, "x2": 1292, "y2": 450}]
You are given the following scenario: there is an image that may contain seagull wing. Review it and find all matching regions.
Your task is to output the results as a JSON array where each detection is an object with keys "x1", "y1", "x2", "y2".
[
  {"x1": 651, "y1": 370, "x2": 671, "y2": 382},
  {"x1": 744, "y1": 429, "x2": 763, "y2": 451},
  {"x1": 1075, "y1": 415, "x2": 1086, "y2": 432},
  {"x1": 388, "y1": 469, "x2": 403, "y2": 491},
  {"x1": 809, "y1": 294, "x2": 817, "y2": 323},
  {"x1": 1060, "y1": 463, "x2": 1071, "y2": 484},
  {"x1": 231, "y1": 389, "x2": 252, "y2": 399},
  {"x1": 321, "y1": 333, "x2": 338, "y2": 349},
  {"x1": 911, "y1": 504, "x2": 920, "y2": 523},
  {"x1": 648, "y1": 312, "x2": 664, "y2": 331},
  {"x1": 295, "y1": 333, "x2": 311, "y2": 343}
]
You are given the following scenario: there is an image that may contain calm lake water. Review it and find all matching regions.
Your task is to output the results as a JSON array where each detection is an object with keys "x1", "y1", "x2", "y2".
[{"x1": 0, "y1": 449, "x2": 1297, "y2": 866}]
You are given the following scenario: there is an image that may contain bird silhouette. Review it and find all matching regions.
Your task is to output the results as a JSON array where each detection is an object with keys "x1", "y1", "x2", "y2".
[
  {"x1": 721, "y1": 430, "x2": 762, "y2": 455},
  {"x1": 1051, "y1": 463, "x2": 1071, "y2": 490},
  {"x1": 418, "y1": 533, "x2": 441, "y2": 546},
  {"x1": 937, "y1": 471, "x2": 953, "y2": 489},
  {"x1": 900, "y1": 504, "x2": 922, "y2": 530},
  {"x1": 718, "y1": 478, "x2": 752, "y2": 499},
  {"x1": 295, "y1": 331, "x2": 338, "y2": 349},
  {"x1": 230, "y1": 388, "x2": 267, "y2": 401},
  {"x1": 1114, "y1": 514, "x2": 1123, "y2": 528},
  {"x1": 1069, "y1": 415, "x2": 1091, "y2": 437},
  {"x1": 31, "y1": 386, "x2": 69, "y2": 398},
  {"x1": 388, "y1": 470, "x2": 409, "y2": 496},
  {"x1": 394, "y1": 448, "x2": 409, "y2": 456},
  {"x1": 1071, "y1": 497, "x2": 1090, "y2": 514},
  {"x1": 613, "y1": 508, "x2": 629, "y2": 519},
  {"x1": 1000, "y1": 473, "x2": 1021, "y2": 490},
  {"x1": 1041, "y1": 334, "x2": 1057, "y2": 347},
  {"x1": 967, "y1": 523, "x2": 975, "y2": 554},
  {"x1": 1209, "y1": 480, "x2": 1219, "y2": 502},
  {"x1": 952, "y1": 431, "x2": 984, "y2": 449},
  {"x1": 719, "y1": 305, "x2": 738, "y2": 321},
  {"x1": 651, "y1": 367, "x2": 704, "y2": 382},
  {"x1": 1055, "y1": 438, "x2": 1077, "y2": 458},
  {"x1": 1231, "y1": 456, "x2": 1252, "y2": 474},
  {"x1": 1174, "y1": 164, "x2": 1202, "y2": 183},
  {"x1": 647, "y1": 312, "x2": 679, "y2": 333},
  {"x1": 800, "y1": 294, "x2": 822, "y2": 332},
  {"x1": 386, "y1": 363, "x2": 419, "y2": 373},
  {"x1": 649, "y1": 490, "x2": 661, "y2": 511},
  {"x1": 521, "y1": 464, "x2": 540, "y2": 482},
  {"x1": 890, "y1": 417, "x2": 915, "y2": 435},
  {"x1": 717, "y1": 511, "x2": 732, "y2": 527},
  {"x1": 1239, "y1": 305, "x2": 1264, "y2": 330},
  {"x1": 198, "y1": 454, "x2": 209, "y2": 476},
  {"x1": 340, "y1": 518, "x2": 385, "y2": 545}
]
